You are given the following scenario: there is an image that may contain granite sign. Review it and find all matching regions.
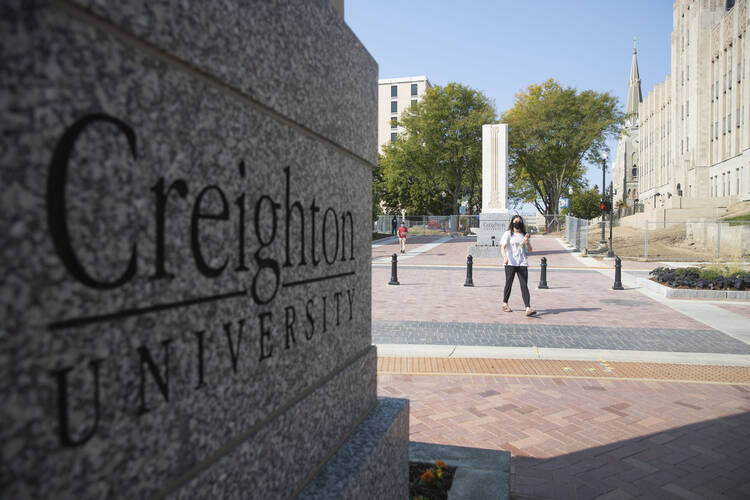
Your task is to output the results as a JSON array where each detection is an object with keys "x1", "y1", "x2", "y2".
[{"x1": 1, "y1": 1, "x2": 407, "y2": 498}]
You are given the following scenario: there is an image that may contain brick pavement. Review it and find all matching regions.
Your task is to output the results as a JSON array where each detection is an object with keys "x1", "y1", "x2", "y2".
[
  {"x1": 378, "y1": 372, "x2": 750, "y2": 499},
  {"x1": 715, "y1": 303, "x2": 750, "y2": 319},
  {"x1": 371, "y1": 235, "x2": 439, "y2": 261},
  {"x1": 372, "y1": 320, "x2": 750, "y2": 354},
  {"x1": 372, "y1": 265, "x2": 717, "y2": 330},
  {"x1": 378, "y1": 357, "x2": 750, "y2": 384}
]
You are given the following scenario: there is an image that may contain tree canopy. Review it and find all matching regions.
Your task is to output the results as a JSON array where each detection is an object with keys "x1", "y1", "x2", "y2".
[
  {"x1": 375, "y1": 83, "x2": 497, "y2": 216},
  {"x1": 563, "y1": 184, "x2": 605, "y2": 220},
  {"x1": 502, "y1": 79, "x2": 623, "y2": 225}
]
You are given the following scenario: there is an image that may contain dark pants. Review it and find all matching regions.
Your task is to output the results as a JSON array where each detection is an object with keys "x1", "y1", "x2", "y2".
[{"x1": 503, "y1": 265, "x2": 530, "y2": 307}]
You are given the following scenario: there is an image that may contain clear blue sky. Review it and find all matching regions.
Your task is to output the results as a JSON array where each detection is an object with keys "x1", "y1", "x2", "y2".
[{"x1": 345, "y1": 0, "x2": 675, "y2": 199}]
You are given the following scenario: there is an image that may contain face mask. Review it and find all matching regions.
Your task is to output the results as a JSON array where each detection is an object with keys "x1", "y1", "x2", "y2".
[{"x1": 513, "y1": 221, "x2": 523, "y2": 229}]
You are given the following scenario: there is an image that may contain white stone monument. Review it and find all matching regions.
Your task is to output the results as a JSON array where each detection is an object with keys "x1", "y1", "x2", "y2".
[{"x1": 474, "y1": 124, "x2": 510, "y2": 253}]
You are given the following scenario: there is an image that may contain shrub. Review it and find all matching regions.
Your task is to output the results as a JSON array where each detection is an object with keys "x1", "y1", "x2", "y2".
[{"x1": 650, "y1": 265, "x2": 750, "y2": 290}]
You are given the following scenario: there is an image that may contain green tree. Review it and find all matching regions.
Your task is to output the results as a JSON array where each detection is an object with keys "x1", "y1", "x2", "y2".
[
  {"x1": 376, "y1": 83, "x2": 497, "y2": 215},
  {"x1": 503, "y1": 79, "x2": 623, "y2": 229},
  {"x1": 567, "y1": 185, "x2": 604, "y2": 220}
]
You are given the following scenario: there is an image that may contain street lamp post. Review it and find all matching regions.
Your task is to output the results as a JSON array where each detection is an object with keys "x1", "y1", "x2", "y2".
[
  {"x1": 600, "y1": 151, "x2": 608, "y2": 246},
  {"x1": 607, "y1": 193, "x2": 615, "y2": 258},
  {"x1": 441, "y1": 191, "x2": 447, "y2": 232}
]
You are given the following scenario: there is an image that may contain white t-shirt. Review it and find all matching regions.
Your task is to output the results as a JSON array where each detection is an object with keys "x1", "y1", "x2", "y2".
[{"x1": 500, "y1": 230, "x2": 529, "y2": 267}]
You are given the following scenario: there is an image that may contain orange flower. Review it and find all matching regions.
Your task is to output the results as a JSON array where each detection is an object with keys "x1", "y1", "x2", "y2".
[
  {"x1": 421, "y1": 468, "x2": 435, "y2": 482},
  {"x1": 436, "y1": 460, "x2": 446, "y2": 469}
]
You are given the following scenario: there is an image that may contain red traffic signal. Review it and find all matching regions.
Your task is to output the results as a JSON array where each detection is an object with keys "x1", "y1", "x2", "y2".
[{"x1": 600, "y1": 201, "x2": 606, "y2": 211}]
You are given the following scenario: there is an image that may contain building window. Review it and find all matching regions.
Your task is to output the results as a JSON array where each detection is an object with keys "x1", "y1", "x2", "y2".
[
  {"x1": 686, "y1": 136, "x2": 689, "y2": 152},
  {"x1": 391, "y1": 85, "x2": 397, "y2": 97},
  {"x1": 632, "y1": 165, "x2": 637, "y2": 178},
  {"x1": 391, "y1": 101, "x2": 397, "y2": 113},
  {"x1": 390, "y1": 132, "x2": 397, "y2": 143},
  {"x1": 711, "y1": 122, "x2": 714, "y2": 139},
  {"x1": 724, "y1": 74, "x2": 727, "y2": 93},
  {"x1": 390, "y1": 118, "x2": 397, "y2": 129},
  {"x1": 738, "y1": 168, "x2": 741, "y2": 195},
  {"x1": 411, "y1": 99, "x2": 417, "y2": 107},
  {"x1": 736, "y1": 167, "x2": 744, "y2": 194},
  {"x1": 411, "y1": 84, "x2": 418, "y2": 96},
  {"x1": 728, "y1": 113, "x2": 732, "y2": 132},
  {"x1": 729, "y1": 70, "x2": 733, "y2": 88},
  {"x1": 686, "y1": 101, "x2": 689, "y2": 116}
]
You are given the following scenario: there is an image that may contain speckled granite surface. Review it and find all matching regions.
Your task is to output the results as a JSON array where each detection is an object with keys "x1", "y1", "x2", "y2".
[
  {"x1": 0, "y1": 1, "x2": 386, "y2": 498},
  {"x1": 298, "y1": 397, "x2": 410, "y2": 500},
  {"x1": 72, "y1": 0, "x2": 378, "y2": 164}
]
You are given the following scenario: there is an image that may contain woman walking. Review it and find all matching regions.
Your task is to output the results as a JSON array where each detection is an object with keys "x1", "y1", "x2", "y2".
[{"x1": 501, "y1": 215, "x2": 536, "y2": 316}]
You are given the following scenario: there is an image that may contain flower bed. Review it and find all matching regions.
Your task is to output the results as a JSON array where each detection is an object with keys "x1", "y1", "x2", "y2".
[
  {"x1": 409, "y1": 460, "x2": 456, "y2": 500},
  {"x1": 650, "y1": 265, "x2": 750, "y2": 290}
]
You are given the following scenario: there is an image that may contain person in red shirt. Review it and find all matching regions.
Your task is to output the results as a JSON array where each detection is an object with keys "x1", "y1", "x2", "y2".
[{"x1": 397, "y1": 221, "x2": 408, "y2": 254}]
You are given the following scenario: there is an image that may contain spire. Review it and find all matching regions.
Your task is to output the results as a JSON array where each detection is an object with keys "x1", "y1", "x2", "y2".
[{"x1": 626, "y1": 37, "x2": 642, "y2": 120}]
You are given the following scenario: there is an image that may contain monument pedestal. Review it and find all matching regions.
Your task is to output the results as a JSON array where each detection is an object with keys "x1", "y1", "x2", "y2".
[
  {"x1": 470, "y1": 124, "x2": 510, "y2": 259},
  {"x1": 476, "y1": 212, "x2": 510, "y2": 246},
  {"x1": 470, "y1": 212, "x2": 509, "y2": 258}
]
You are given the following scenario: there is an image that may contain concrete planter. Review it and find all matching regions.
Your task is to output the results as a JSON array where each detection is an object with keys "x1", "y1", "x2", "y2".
[{"x1": 637, "y1": 277, "x2": 750, "y2": 299}]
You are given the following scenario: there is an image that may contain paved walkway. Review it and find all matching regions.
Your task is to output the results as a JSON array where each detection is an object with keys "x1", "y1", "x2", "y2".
[
  {"x1": 372, "y1": 234, "x2": 750, "y2": 499},
  {"x1": 380, "y1": 372, "x2": 750, "y2": 499}
]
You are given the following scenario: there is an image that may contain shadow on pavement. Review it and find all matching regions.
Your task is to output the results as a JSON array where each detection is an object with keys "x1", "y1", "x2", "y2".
[
  {"x1": 535, "y1": 307, "x2": 601, "y2": 316},
  {"x1": 510, "y1": 411, "x2": 750, "y2": 499},
  {"x1": 531, "y1": 249, "x2": 572, "y2": 256}
]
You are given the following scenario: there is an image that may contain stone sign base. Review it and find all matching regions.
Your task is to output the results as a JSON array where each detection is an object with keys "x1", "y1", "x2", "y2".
[
  {"x1": 299, "y1": 398, "x2": 409, "y2": 498},
  {"x1": 468, "y1": 245, "x2": 503, "y2": 259},
  {"x1": 470, "y1": 212, "x2": 509, "y2": 259},
  {"x1": 476, "y1": 212, "x2": 510, "y2": 246}
]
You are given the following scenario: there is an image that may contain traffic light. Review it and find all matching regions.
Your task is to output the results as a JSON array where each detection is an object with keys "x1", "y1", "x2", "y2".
[
  {"x1": 600, "y1": 200, "x2": 612, "y2": 213},
  {"x1": 600, "y1": 200, "x2": 606, "y2": 211}
]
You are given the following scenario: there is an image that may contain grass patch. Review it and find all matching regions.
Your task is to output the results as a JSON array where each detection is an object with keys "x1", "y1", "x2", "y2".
[{"x1": 724, "y1": 214, "x2": 750, "y2": 226}]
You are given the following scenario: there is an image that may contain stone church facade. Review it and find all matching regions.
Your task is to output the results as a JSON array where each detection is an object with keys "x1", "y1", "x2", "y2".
[{"x1": 614, "y1": 0, "x2": 750, "y2": 211}]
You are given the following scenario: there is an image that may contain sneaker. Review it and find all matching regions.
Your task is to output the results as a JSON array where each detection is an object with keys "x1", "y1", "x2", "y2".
[
  {"x1": 525, "y1": 308, "x2": 536, "y2": 317},
  {"x1": 502, "y1": 304, "x2": 512, "y2": 312}
]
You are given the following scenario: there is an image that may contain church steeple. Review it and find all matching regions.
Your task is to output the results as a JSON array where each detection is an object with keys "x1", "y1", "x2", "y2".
[{"x1": 626, "y1": 37, "x2": 642, "y2": 121}]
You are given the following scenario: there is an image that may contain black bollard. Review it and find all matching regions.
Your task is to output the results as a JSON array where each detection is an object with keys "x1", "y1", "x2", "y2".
[
  {"x1": 613, "y1": 256, "x2": 624, "y2": 290},
  {"x1": 538, "y1": 257, "x2": 549, "y2": 289},
  {"x1": 464, "y1": 255, "x2": 474, "y2": 287},
  {"x1": 388, "y1": 253, "x2": 400, "y2": 285}
]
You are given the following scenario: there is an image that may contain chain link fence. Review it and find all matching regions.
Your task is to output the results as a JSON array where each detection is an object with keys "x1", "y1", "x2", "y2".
[
  {"x1": 374, "y1": 215, "x2": 480, "y2": 236},
  {"x1": 374, "y1": 213, "x2": 562, "y2": 236},
  {"x1": 563, "y1": 213, "x2": 750, "y2": 261},
  {"x1": 564, "y1": 215, "x2": 590, "y2": 252}
]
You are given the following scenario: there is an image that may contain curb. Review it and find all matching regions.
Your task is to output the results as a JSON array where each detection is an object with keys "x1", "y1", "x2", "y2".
[
  {"x1": 636, "y1": 277, "x2": 750, "y2": 299},
  {"x1": 409, "y1": 442, "x2": 510, "y2": 500}
]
